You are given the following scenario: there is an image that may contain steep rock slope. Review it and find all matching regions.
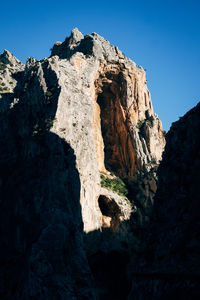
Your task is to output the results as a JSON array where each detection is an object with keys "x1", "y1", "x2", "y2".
[
  {"x1": 129, "y1": 102, "x2": 200, "y2": 299},
  {"x1": 50, "y1": 28, "x2": 165, "y2": 232},
  {"x1": 0, "y1": 29, "x2": 165, "y2": 299},
  {"x1": 0, "y1": 53, "x2": 96, "y2": 300}
]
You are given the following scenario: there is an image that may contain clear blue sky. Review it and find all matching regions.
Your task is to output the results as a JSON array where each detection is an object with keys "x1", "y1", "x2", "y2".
[{"x1": 0, "y1": 0, "x2": 199, "y2": 130}]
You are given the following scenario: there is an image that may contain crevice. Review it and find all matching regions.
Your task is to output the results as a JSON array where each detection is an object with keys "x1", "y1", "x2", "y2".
[{"x1": 94, "y1": 71, "x2": 136, "y2": 179}]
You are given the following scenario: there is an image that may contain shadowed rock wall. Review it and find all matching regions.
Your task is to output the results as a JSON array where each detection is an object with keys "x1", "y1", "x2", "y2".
[{"x1": 129, "y1": 102, "x2": 200, "y2": 299}]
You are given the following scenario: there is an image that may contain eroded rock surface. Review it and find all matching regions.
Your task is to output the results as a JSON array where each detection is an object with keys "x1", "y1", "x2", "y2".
[{"x1": 0, "y1": 28, "x2": 166, "y2": 299}]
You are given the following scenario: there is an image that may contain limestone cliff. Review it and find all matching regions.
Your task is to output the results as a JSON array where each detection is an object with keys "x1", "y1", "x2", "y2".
[
  {"x1": 0, "y1": 28, "x2": 166, "y2": 299},
  {"x1": 50, "y1": 28, "x2": 165, "y2": 232}
]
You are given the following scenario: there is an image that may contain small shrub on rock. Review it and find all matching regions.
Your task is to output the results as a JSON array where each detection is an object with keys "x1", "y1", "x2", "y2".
[{"x1": 100, "y1": 174, "x2": 128, "y2": 198}]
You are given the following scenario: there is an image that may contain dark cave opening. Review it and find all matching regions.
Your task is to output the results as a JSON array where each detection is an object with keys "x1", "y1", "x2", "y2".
[{"x1": 98, "y1": 195, "x2": 121, "y2": 217}]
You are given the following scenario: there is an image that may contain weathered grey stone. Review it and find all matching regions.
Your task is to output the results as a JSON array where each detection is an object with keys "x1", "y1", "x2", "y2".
[{"x1": 0, "y1": 29, "x2": 167, "y2": 299}]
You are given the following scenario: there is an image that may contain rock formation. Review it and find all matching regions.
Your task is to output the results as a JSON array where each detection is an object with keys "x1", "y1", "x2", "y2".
[
  {"x1": 129, "y1": 102, "x2": 200, "y2": 299},
  {"x1": 50, "y1": 28, "x2": 166, "y2": 232},
  {"x1": 0, "y1": 28, "x2": 168, "y2": 299}
]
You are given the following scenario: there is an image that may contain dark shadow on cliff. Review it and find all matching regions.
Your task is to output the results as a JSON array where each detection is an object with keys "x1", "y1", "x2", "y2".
[
  {"x1": 127, "y1": 103, "x2": 200, "y2": 299},
  {"x1": 0, "y1": 64, "x2": 95, "y2": 299},
  {"x1": 83, "y1": 214, "x2": 143, "y2": 300},
  {"x1": 84, "y1": 203, "x2": 200, "y2": 300}
]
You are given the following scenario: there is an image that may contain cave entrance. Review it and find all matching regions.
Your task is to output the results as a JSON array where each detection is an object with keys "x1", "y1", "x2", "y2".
[
  {"x1": 98, "y1": 195, "x2": 121, "y2": 231},
  {"x1": 98, "y1": 195, "x2": 121, "y2": 217}
]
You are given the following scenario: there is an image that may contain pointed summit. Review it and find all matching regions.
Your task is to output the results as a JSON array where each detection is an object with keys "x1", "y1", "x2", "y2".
[
  {"x1": 51, "y1": 28, "x2": 85, "y2": 58},
  {"x1": 0, "y1": 49, "x2": 22, "y2": 67},
  {"x1": 70, "y1": 27, "x2": 84, "y2": 44}
]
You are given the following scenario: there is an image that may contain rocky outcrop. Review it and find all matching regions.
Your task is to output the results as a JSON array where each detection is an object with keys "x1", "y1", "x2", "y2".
[
  {"x1": 51, "y1": 28, "x2": 165, "y2": 230},
  {"x1": 0, "y1": 50, "x2": 24, "y2": 98},
  {"x1": 129, "y1": 102, "x2": 200, "y2": 299},
  {"x1": 52, "y1": 28, "x2": 165, "y2": 174},
  {"x1": 0, "y1": 57, "x2": 97, "y2": 300},
  {"x1": 0, "y1": 28, "x2": 166, "y2": 299}
]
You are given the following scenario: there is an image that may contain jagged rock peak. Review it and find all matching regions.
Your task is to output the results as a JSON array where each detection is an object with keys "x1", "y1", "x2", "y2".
[
  {"x1": 50, "y1": 28, "x2": 131, "y2": 62},
  {"x1": 0, "y1": 49, "x2": 23, "y2": 67},
  {"x1": 0, "y1": 50, "x2": 24, "y2": 95},
  {"x1": 70, "y1": 27, "x2": 84, "y2": 43},
  {"x1": 51, "y1": 28, "x2": 85, "y2": 58}
]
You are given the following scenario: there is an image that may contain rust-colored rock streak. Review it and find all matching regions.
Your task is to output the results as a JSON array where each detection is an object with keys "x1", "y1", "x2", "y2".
[{"x1": 93, "y1": 62, "x2": 165, "y2": 179}]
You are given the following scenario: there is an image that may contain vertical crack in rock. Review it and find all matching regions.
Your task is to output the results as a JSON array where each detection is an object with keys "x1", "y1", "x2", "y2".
[{"x1": 94, "y1": 70, "x2": 137, "y2": 178}]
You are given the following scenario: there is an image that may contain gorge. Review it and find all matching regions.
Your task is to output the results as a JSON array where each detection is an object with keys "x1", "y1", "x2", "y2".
[{"x1": 0, "y1": 28, "x2": 199, "y2": 299}]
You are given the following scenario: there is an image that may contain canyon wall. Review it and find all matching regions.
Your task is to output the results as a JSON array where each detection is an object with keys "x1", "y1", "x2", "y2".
[
  {"x1": 51, "y1": 28, "x2": 165, "y2": 232},
  {"x1": 0, "y1": 29, "x2": 167, "y2": 299},
  {"x1": 129, "y1": 102, "x2": 200, "y2": 299}
]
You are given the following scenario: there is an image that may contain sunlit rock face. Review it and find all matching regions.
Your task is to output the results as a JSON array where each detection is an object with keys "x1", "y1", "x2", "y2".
[
  {"x1": 51, "y1": 28, "x2": 165, "y2": 233},
  {"x1": 0, "y1": 28, "x2": 166, "y2": 299}
]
